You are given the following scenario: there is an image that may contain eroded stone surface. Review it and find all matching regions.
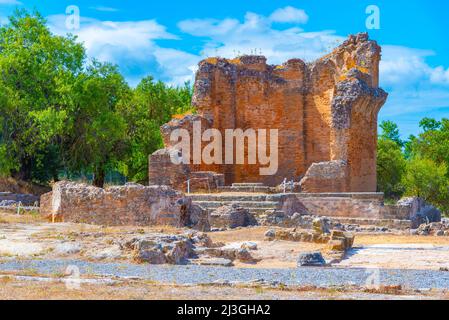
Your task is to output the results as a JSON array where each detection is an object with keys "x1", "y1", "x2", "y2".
[
  {"x1": 149, "y1": 33, "x2": 387, "y2": 193},
  {"x1": 298, "y1": 252, "x2": 326, "y2": 267},
  {"x1": 40, "y1": 181, "x2": 209, "y2": 230},
  {"x1": 209, "y1": 204, "x2": 257, "y2": 229},
  {"x1": 396, "y1": 197, "x2": 441, "y2": 228}
]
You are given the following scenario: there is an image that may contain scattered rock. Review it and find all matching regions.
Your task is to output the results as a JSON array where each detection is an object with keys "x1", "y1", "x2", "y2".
[
  {"x1": 328, "y1": 239, "x2": 346, "y2": 252},
  {"x1": 209, "y1": 204, "x2": 257, "y2": 229},
  {"x1": 188, "y1": 204, "x2": 211, "y2": 231},
  {"x1": 53, "y1": 243, "x2": 81, "y2": 256},
  {"x1": 265, "y1": 229, "x2": 276, "y2": 241},
  {"x1": 195, "y1": 257, "x2": 233, "y2": 267},
  {"x1": 123, "y1": 234, "x2": 194, "y2": 265},
  {"x1": 262, "y1": 212, "x2": 396, "y2": 234},
  {"x1": 236, "y1": 248, "x2": 256, "y2": 263},
  {"x1": 241, "y1": 242, "x2": 258, "y2": 251},
  {"x1": 312, "y1": 217, "x2": 331, "y2": 235},
  {"x1": 187, "y1": 232, "x2": 213, "y2": 247},
  {"x1": 89, "y1": 246, "x2": 122, "y2": 260},
  {"x1": 396, "y1": 197, "x2": 441, "y2": 229},
  {"x1": 265, "y1": 228, "x2": 330, "y2": 244},
  {"x1": 298, "y1": 252, "x2": 326, "y2": 267},
  {"x1": 136, "y1": 247, "x2": 166, "y2": 264},
  {"x1": 328, "y1": 230, "x2": 354, "y2": 252},
  {"x1": 415, "y1": 221, "x2": 449, "y2": 236}
]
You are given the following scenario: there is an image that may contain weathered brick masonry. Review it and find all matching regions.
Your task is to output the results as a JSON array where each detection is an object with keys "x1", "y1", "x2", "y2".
[{"x1": 149, "y1": 33, "x2": 387, "y2": 193}]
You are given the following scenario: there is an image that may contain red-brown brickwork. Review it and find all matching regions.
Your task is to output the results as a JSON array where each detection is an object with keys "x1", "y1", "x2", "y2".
[{"x1": 149, "y1": 33, "x2": 387, "y2": 193}]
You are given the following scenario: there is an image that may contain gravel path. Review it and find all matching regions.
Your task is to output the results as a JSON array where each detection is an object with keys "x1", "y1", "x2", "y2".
[{"x1": 1, "y1": 259, "x2": 449, "y2": 289}]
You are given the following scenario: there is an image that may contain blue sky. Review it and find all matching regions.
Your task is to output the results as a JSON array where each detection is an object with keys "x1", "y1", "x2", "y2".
[{"x1": 0, "y1": 0, "x2": 448, "y2": 138}]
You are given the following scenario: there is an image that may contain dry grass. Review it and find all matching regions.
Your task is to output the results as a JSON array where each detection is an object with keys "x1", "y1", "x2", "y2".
[
  {"x1": 0, "y1": 211, "x2": 45, "y2": 224},
  {"x1": 355, "y1": 234, "x2": 449, "y2": 246},
  {"x1": 0, "y1": 277, "x2": 438, "y2": 300},
  {"x1": 207, "y1": 226, "x2": 270, "y2": 243},
  {"x1": 0, "y1": 278, "x2": 301, "y2": 300}
]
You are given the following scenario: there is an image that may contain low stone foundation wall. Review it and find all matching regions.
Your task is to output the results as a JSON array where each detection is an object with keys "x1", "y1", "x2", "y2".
[
  {"x1": 296, "y1": 193, "x2": 385, "y2": 219},
  {"x1": 294, "y1": 193, "x2": 441, "y2": 225},
  {"x1": 40, "y1": 181, "x2": 209, "y2": 230}
]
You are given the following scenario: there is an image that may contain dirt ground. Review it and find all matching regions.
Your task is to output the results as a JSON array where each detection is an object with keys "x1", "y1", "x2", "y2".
[
  {"x1": 207, "y1": 227, "x2": 449, "y2": 270},
  {"x1": 0, "y1": 212, "x2": 324, "y2": 268},
  {"x1": 0, "y1": 276, "x2": 445, "y2": 300},
  {"x1": 2, "y1": 211, "x2": 449, "y2": 270},
  {"x1": 3, "y1": 211, "x2": 449, "y2": 300}
]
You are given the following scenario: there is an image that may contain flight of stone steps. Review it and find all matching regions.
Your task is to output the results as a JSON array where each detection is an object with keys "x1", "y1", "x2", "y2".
[
  {"x1": 188, "y1": 183, "x2": 280, "y2": 215},
  {"x1": 217, "y1": 182, "x2": 273, "y2": 194},
  {"x1": 187, "y1": 183, "x2": 414, "y2": 230}
]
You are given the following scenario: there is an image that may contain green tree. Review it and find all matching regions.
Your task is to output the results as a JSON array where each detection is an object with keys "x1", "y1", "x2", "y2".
[
  {"x1": 379, "y1": 120, "x2": 404, "y2": 147},
  {"x1": 403, "y1": 134, "x2": 417, "y2": 160},
  {"x1": 402, "y1": 157, "x2": 449, "y2": 213},
  {"x1": 0, "y1": 9, "x2": 85, "y2": 182},
  {"x1": 118, "y1": 77, "x2": 193, "y2": 183},
  {"x1": 66, "y1": 61, "x2": 130, "y2": 187},
  {"x1": 419, "y1": 117, "x2": 442, "y2": 132},
  {"x1": 412, "y1": 118, "x2": 449, "y2": 175},
  {"x1": 377, "y1": 138, "x2": 407, "y2": 199}
]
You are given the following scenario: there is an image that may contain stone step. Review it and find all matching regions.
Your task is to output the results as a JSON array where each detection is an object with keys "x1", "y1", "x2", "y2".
[
  {"x1": 246, "y1": 208, "x2": 277, "y2": 215},
  {"x1": 188, "y1": 194, "x2": 275, "y2": 202},
  {"x1": 193, "y1": 200, "x2": 278, "y2": 209},
  {"x1": 199, "y1": 206, "x2": 274, "y2": 215},
  {"x1": 218, "y1": 186, "x2": 272, "y2": 193},
  {"x1": 231, "y1": 183, "x2": 265, "y2": 187}
]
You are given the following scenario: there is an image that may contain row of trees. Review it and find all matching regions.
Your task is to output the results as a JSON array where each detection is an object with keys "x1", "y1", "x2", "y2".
[
  {"x1": 377, "y1": 119, "x2": 449, "y2": 213},
  {"x1": 0, "y1": 10, "x2": 193, "y2": 187}
]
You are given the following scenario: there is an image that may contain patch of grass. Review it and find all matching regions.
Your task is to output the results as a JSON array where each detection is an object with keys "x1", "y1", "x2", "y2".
[
  {"x1": 254, "y1": 286, "x2": 264, "y2": 294},
  {"x1": 384, "y1": 198, "x2": 398, "y2": 205},
  {"x1": 0, "y1": 276, "x2": 13, "y2": 284},
  {"x1": 22, "y1": 268, "x2": 39, "y2": 277},
  {"x1": 364, "y1": 285, "x2": 403, "y2": 296}
]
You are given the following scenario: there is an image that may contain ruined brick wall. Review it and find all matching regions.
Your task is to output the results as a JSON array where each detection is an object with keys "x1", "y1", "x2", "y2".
[
  {"x1": 151, "y1": 33, "x2": 387, "y2": 192},
  {"x1": 40, "y1": 181, "x2": 209, "y2": 230}
]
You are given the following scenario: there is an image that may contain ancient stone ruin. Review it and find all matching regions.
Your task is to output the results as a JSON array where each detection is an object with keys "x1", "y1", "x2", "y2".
[
  {"x1": 149, "y1": 33, "x2": 388, "y2": 193},
  {"x1": 40, "y1": 181, "x2": 209, "y2": 230},
  {"x1": 37, "y1": 34, "x2": 441, "y2": 231}
]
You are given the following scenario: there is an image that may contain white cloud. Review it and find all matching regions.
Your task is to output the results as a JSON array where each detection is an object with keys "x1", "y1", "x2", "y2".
[
  {"x1": 178, "y1": 9, "x2": 343, "y2": 65},
  {"x1": 430, "y1": 66, "x2": 449, "y2": 85},
  {"x1": 0, "y1": 0, "x2": 21, "y2": 5},
  {"x1": 178, "y1": 18, "x2": 240, "y2": 37},
  {"x1": 379, "y1": 46, "x2": 449, "y2": 119},
  {"x1": 269, "y1": 6, "x2": 309, "y2": 24},
  {"x1": 380, "y1": 46, "x2": 434, "y2": 88},
  {"x1": 381, "y1": 45, "x2": 449, "y2": 88},
  {"x1": 47, "y1": 14, "x2": 197, "y2": 86},
  {"x1": 153, "y1": 47, "x2": 200, "y2": 86},
  {"x1": 89, "y1": 6, "x2": 119, "y2": 12}
]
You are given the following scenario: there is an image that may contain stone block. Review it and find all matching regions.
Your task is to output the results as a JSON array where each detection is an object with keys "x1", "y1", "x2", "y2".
[{"x1": 40, "y1": 181, "x2": 209, "y2": 230}]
